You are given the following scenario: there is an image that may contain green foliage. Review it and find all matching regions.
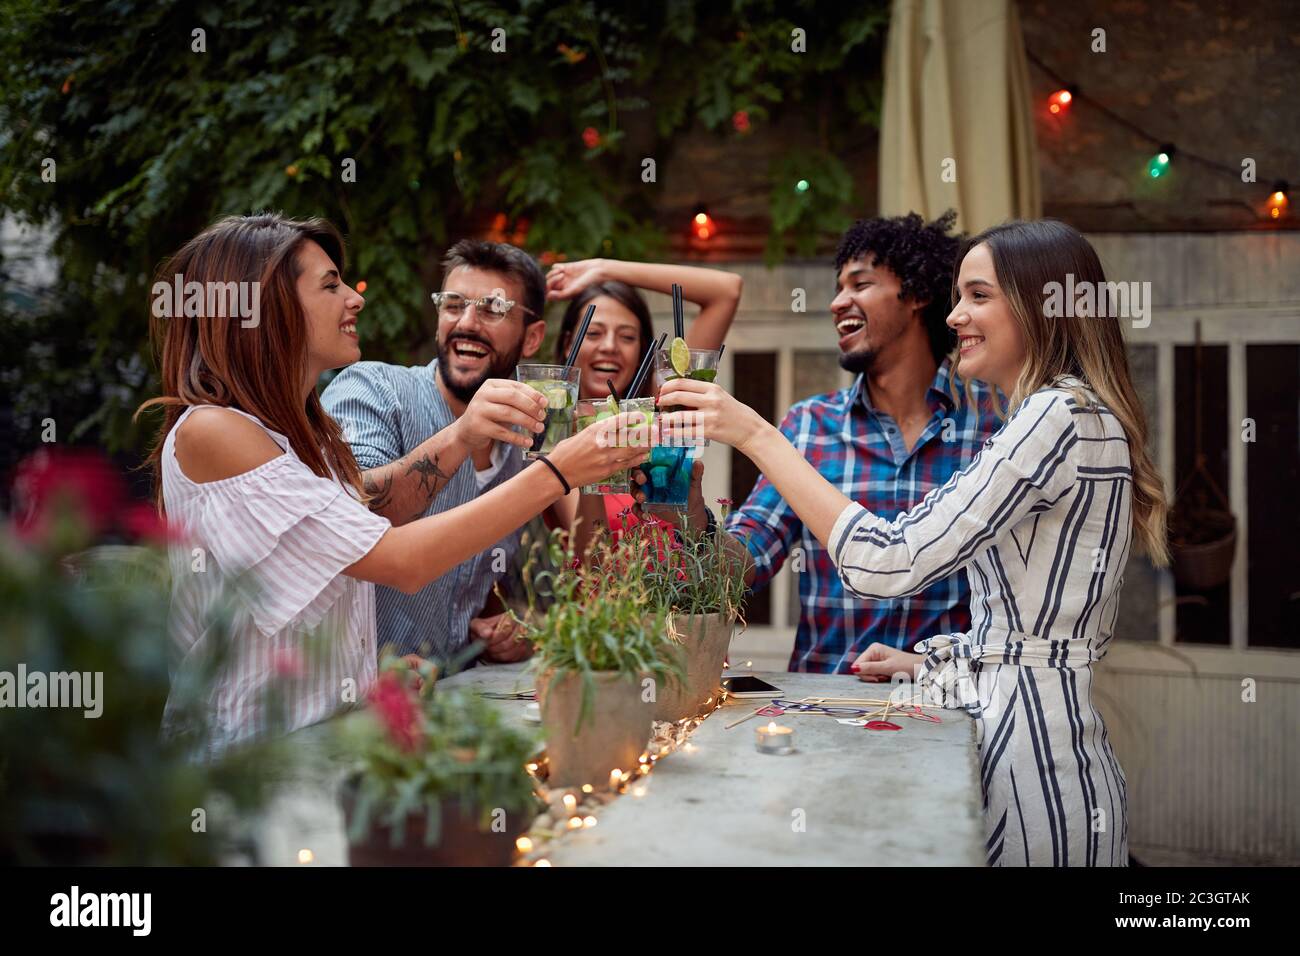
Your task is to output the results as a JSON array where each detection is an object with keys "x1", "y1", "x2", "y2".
[
  {"x1": 624, "y1": 505, "x2": 749, "y2": 621},
  {"x1": 515, "y1": 526, "x2": 682, "y2": 733},
  {"x1": 766, "y1": 149, "x2": 858, "y2": 263},
  {"x1": 338, "y1": 669, "x2": 540, "y2": 848},
  {"x1": 0, "y1": 0, "x2": 888, "y2": 458},
  {"x1": 0, "y1": 516, "x2": 282, "y2": 864}
]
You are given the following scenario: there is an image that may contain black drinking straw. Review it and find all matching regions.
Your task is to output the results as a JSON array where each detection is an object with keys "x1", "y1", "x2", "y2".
[
  {"x1": 671, "y1": 283, "x2": 684, "y2": 339},
  {"x1": 563, "y1": 303, "x2": 597, "y2": 371},
  {"x1": 628, "y1": 332, "x2": 666, "y2": 397},
  {"x1": 605, "y1": 378, "x2": 621, "y2": 404},
  {"x1": 716, "y1": 344, "x2": 726, "y2": 362}
]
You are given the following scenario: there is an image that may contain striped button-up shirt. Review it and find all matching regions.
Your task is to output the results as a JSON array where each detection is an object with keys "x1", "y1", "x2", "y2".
[
  {"x1": 726, "y1": 360, "x2": 1000, "y2": 673},
  {"x1": 321, "y1": 359, "x2": 523, "y2": 661},
  {"x1": 827, "y1": 379, "x2": 1135, "y2": 866}
]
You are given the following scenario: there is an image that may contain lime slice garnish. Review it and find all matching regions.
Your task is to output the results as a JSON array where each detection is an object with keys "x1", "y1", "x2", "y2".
[
  {"x1": 605, "y1": 393, "x2": 619, "y2": 414},
  {"x1": 670, "y1": 337, "x2": 690, "y2": 377},
  {"x1": 541, "y1": 384, "x2": 570, "y2": 409}
]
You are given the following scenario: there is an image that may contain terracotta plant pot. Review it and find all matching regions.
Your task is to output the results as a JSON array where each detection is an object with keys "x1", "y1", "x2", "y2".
[
  {"x1": 340, "y1": 777, "x2": 524, "y2": 867},
  {"x1": 538, "y1": 669, "x2": 652, "y2": 789},
  {"x1": 653, "y1": 612, "x2": 735, "y2": 723}
]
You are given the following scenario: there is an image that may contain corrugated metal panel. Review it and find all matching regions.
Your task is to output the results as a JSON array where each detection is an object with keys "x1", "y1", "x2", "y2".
[{"x1": 1096, "y1": 669, "x2": 1299, "y2": 863}]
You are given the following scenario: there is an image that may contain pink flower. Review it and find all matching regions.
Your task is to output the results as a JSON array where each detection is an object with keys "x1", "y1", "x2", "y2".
[
  {"x1": 368, "y1": 672, "x2": 423, "y2": 753},
  {"x1": 12, "y1": 448, "x2": 125, "y2": 543},
  {"x1": 120, "y1": 501, "x2": 175, "y2": 544}
]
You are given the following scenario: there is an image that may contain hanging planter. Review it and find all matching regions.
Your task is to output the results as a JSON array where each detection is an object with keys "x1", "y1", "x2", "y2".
[{"x1": 1168, "y1": 321, "x2": 1237, "y2": 590}]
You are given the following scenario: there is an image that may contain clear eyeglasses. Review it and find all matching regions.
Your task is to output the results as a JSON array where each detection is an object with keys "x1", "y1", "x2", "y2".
[{"x1": 430, "y1": 291, "x2": 536, "y2": 324}]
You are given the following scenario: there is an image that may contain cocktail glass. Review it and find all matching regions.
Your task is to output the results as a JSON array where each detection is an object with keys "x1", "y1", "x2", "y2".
[
  {"x1": 652, "y1": 347, "x2": 720, "y2": 448},
  {"x1": 516, "y1": 364, "x2": 581, "y2": 459},
  {"x1": 574, "y1": 396, "x2": 655, "y2": 495}
]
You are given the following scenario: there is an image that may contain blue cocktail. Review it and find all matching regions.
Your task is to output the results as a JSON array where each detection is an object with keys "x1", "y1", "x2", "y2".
[{"x1": 640, "y1": 443, "x2": 699, "y2": 506}]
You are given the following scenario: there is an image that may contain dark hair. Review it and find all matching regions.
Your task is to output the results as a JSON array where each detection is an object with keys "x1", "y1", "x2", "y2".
[
  {"x1": 441, "y1": 239, "x2": 545, "y2": 324},
  {"x1": 136, "y1": 212, "x2": 363, "y2": 507},
  {"x1": 554, "y1": 280, "x2": 655, "y2": 388},
  {"x1": 834, "y1": 210, "x2": 962, "y2": 363}
]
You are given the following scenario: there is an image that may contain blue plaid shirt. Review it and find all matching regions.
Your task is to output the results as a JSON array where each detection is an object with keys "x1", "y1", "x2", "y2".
[{"x1": 726, "y1": 360, "x2": 1000, "y2": 673}]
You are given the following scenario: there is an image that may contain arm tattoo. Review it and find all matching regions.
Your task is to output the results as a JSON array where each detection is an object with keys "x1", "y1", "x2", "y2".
[
  {"x1": 408, "y1": 452, "x2": 452, "y2": 501},
  {"x1": 362, "y1": 451, "x2": 454, "y2": 520},
  {"x1": 363, "y1": 471, "x2": 396, "y2": 513}
]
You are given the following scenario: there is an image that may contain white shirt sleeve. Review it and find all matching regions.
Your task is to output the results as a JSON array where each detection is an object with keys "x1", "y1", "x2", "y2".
[
  {"x1": 192, "y1": 455, "x2": 391, "y2": 635},
  {"x1": 828, "y1": 391, "x2": 1079, "y2": 600}
]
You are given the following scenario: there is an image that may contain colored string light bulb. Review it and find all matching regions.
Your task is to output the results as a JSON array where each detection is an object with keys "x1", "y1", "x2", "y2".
[
  {"x1": 1267, "y1": 181, "x2": 1289, "y2": 220},
  {"x1": 1047, "y1": 88, "x2": 1074, "y2": 115},
  {"x1": 1147, "y1": 144, "x2": 1176, "y2": 179},
  {"x1": 795, "y1": 179, "x2": 810, "y2": 193},
  {"x1": 691, "y1": 206, "x2": 714, "y2": 240}
]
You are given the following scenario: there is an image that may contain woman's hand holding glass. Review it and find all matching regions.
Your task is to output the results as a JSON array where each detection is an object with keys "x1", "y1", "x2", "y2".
[
  {"x1": 655, "y1": 378, "x2": 770, "y2": 454},
  {"x1": 547, "y1": 411, "x2": 651, "y2": 492}
]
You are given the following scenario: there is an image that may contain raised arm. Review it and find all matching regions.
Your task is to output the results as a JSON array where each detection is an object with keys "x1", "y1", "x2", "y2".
[
  {"x1": 657, "y1": 380, "x2": 1081, "y2": 600},
  {"x1": 175, "y1": 406, "x2": 649, "y2": 597},
  {"x1": 346, "y1": 414, "x2": 650, "y2": 593},
  {"x1": 546, "y1": 259, "x2": 742, "y2": 351}
]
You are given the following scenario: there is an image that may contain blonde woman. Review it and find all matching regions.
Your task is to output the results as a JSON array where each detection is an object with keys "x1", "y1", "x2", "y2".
[{"x1": 658, "y1": 220, "x2": 1167, "y2": 866}]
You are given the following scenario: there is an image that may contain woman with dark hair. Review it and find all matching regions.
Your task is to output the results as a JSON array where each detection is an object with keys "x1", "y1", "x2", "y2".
[
  {"x1": 137, "y1": 214, "x2": 646, "y2": 755},
  {"x1": 544, "y1": 258, "x2": 742, "y2": 538},
  {"x1": 657, "y1": 219, "x2": 1168, "y2": 866}
]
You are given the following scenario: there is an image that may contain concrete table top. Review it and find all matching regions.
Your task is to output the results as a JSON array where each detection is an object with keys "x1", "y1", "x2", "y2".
[{"x1": 251, "y1": 662, "x2": 985, "y2": 867}]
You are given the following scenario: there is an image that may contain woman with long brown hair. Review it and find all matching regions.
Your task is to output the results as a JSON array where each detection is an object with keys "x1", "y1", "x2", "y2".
[
  {"x1": 138, "y1": 213, "x2": 646, "y2": 755},
  {"x1": 656, "y1": 219, "x2": 1167, "y2": 866}
]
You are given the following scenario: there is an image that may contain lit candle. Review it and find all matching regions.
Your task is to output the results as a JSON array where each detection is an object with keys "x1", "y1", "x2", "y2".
[{"x1": 755, "y1": 721, "x2": 794, "y2": 755}]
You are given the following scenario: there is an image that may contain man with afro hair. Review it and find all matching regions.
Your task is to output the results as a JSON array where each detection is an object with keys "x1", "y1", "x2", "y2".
[{"x1": 721, "y1": 211, "x2": 1003, "y2": 673}]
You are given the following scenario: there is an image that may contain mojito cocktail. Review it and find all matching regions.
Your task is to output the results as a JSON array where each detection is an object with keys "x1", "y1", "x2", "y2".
[
  {"x1": 639, "y1": 342, "x2": 720, "y2": 507},
  {"x1": 516, "y1": 364, "x2": 581, "y2": 459},
  {"x1": 574, "y1": 396, "x2": 655, "y2": 495}
]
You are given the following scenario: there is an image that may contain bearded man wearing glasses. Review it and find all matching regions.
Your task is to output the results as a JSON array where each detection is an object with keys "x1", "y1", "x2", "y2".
[{"x1": 322, "y1": 240, "x2": 550, "y2": 665}]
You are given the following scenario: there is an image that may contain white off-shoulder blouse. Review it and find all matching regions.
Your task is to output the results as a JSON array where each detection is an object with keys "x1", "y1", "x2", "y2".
[{"x1": 160, "y1": 405, "x2": 391, "y2": 757}]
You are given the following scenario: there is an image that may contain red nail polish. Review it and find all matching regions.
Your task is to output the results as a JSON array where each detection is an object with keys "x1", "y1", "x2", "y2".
[{"x1": 850, "y1": 664, "x2": 860, "y2": 673}]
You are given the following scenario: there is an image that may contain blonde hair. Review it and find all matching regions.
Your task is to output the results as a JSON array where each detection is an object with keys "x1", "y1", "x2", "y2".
[{"x1": 952, "y1": 220, "x2": 1169, "y2": 566}]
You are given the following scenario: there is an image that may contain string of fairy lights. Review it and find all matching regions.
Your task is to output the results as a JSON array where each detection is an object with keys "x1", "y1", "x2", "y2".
[
  {"x1": 672, "y1": 51, "x2": 1293, "y2": 244},
  {"x1": 483, "y1": 49, "x2": 1293, "y2": 259},
  {"x1": 1027, "y1": 50, "x2": 1291, "y2": 221}
]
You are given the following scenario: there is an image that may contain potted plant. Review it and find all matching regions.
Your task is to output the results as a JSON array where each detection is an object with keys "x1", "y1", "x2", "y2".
[
  {"x1": 515, "y1": 529, "x2": 681, "y2": 789},
  {"x1": 338, "y1": 664, "x2": 540, "y2": 867},
  {"x1": 0, "y1": 449, "x2": 281, "y2": 865},
  {"x1": 628, "y1": 500, "x2": 748, "y2": 723}
]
